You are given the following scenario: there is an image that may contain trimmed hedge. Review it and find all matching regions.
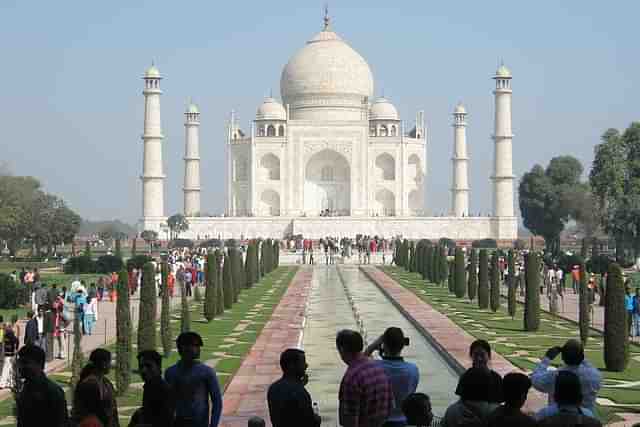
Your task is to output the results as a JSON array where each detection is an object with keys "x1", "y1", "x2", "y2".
[
  {"x1": 507, "y1": 250, "x2": 516, "y2": 318},
  {"x1": 579, "y1": 262, "x2": 590, "y2": 346},
  {"x1": 137, "y1": 262, "x2": 157, "y2": 352},
  {"x1": 524, "y1": 252, "x2": 541, "y2": 331},
  {"x1": 490, "y1": 252, "x2": 501, "y2": 312},
  {"x1": 115, "y1": 267, "x2": 132, "y2": 395},
  {"x1": 468, "y1": 249, "x2": 478, "y2": 301},
  {"x1": 478, "y1": 250, "x2": 489, "y2": 309},
  {"x1": 604, "y1": 262, "x2": 629, "y2": 371},
  {"x1": 454, "y1": 247, "x2": 466, "y2": 298}
]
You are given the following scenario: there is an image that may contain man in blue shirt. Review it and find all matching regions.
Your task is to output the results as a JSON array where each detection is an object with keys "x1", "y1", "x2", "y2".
[
  {"x1": 365, "y1": 327, "x2": 419, "y2": 427},
  {"x1": 165, "y1": 332, "x2": 223, "y2": 427}
]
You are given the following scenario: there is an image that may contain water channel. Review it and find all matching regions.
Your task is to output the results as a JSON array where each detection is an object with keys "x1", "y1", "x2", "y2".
[{"x1": 302, "y1": 265, "x2": 459, "y2": 426}]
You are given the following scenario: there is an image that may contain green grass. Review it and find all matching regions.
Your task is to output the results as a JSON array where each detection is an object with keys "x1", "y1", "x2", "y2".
[
  {"x1": 381, "y1": 266, "x2": 640, "y2": 424},
  {"x1": 0, "y1": 266, "x2": 298, "y2": 426}
]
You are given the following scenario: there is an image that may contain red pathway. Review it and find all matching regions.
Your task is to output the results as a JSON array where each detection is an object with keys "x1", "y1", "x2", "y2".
[
  {"x1": 221, "y1": 266, "x2": 313, "y2": 427},
  {"x1": 361, "y1": 266, "x2": 548, "y2": 413}
]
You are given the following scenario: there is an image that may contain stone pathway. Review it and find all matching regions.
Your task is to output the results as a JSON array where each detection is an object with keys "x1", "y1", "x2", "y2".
[
  {"x1": 361, "y1": 266, "x2": 548, "y2": 413},
  {"x1": 221, "y1": 267, "x2": 313, "y2": 427}
]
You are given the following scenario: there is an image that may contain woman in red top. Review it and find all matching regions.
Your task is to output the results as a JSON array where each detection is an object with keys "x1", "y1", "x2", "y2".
[{"x1": 167, "y1": 271, "x2": 175, "y2": 297}]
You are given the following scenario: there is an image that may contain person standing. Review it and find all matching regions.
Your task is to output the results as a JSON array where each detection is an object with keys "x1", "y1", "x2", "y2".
[
  {"x1": 267, "y1": 348, "x2": 321, "y2": 427},
  {"x1": 165, "y1": 332, "x2": 222, "y2": 427},
  {"x1": 87, "y1": 349, "x2": 120, "y2": 427},
  {"x1": 24, "y1": 311, "x2": 38, "y2": 347},
  {"x1": 462, "y1": 340, "x2": 503, "y2": 408},
  {"x1": 84, "y1": 292, "x2": 98, "y2": 336},
  {"x1": 75, "y1": 289, "x2": 88, "y2": 335},
  {"x1": 626, "y1": 285, "x2": 635, "y2": 337},
  {"x1": 531, "y1": 339, "x2": 602, "y2": 412},
  {"x1": 129, "y1": 350, "x2": 174, "y2": 427},
  {"x1": 441, "y1": 368, "x2": 494, "y2": 427},
  {"x1": 535, "y1": 371, "x2": 601, "y2": 426},
  {"x1": 486, "y1": 373, "x2": 536, "y2": 427},
  {"x1": 0, "y1": 326, "x2": 19, "y2": 388},
  {"x1": 16, "y1": 345, "x2": 69, "y2": 427},
  {"x1": 633, "y1": 288, "x2": 640, "y2": 339},
  {"x1": 336, "y1": 329, "x2": 392, "y2": 427},
  {"x1": 571, "y1": 265, "x2": 580, "y2": 294},
  {"x1": 365, "y1": 327, "x2": 419, "y2": 427}
]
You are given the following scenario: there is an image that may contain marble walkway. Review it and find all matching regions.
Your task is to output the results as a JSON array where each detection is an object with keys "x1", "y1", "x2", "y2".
[{"x1": 220, "y1": 266, "x2": 313, "y2": 427}]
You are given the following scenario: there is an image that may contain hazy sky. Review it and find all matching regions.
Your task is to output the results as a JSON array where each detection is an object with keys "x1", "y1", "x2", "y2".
[{"x1": 1, "y1": 1, "x2": 638, "y2": 223}]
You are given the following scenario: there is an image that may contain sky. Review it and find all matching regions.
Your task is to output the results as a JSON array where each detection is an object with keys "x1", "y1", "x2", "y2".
[{"x1": 0, "y1": 1, "x2": 638, "y2": 224}]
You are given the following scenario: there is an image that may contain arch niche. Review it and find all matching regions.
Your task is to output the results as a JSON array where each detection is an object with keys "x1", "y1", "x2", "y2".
[
  {"x1": 260, "y1": 189, "x2": 280, "y2": 216},
  {"x1": 375, "y1": 153, "x2": 396, "y2": 181},
  {"x1": 375, "y1": 189, "x2": 396, "y2": 216},
  {"x1": 408, "y1": 154, "x2": 424, "y2": 184},
  {"x1": 259, "y1": 153, "x2": 280, "y2": 181},
  {"x1": 304, "y1": 149, "x2": 351, "y2": 216},
  {"x1": 408, "y1": 189, "x2": 422, "y2": 215}
]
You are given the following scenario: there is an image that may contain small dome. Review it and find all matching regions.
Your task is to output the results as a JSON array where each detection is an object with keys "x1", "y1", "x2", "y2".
[
  {"x1": 256, "y1": 97, "x2": 286, "y2": 120},
  {"x1": 144, "y1": 65, "x2": 161, "y2": 78},
  {"x1": 186, "y1": 103, "x2": 199, "y2": 114},
  {"x1": 496, "y1": 64, "x2": 511, "y2": 77},
  {"x1": 369, "y1": 97, "x2": 399, "y2": 120},
  {"x1": 454, "y1": 103, "x2": 466, "y2": 114}
]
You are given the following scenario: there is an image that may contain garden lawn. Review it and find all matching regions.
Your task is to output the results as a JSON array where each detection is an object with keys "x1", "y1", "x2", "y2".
[
  {"x1": 0, "y1": 266, "x2": 298, "y2": 426},
  {"x1": 382, "y1": 266, "x2": 640, "y2": 424}
]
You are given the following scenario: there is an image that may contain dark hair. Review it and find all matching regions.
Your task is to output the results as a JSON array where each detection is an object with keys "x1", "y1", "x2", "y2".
[
  {"x1": 26, "y1": 310, "x2": 34, "y2": 319},
  {"x1": 402, "y1": 392, "x2": 431, "y2": 425},
  {"x1": 382, "y1": 327, "x2": 406, "y2": 355},
  {"x1": 137, "y1": 350, "x2": 162, "y2": 369},
  {"x1": 554, "y1": 371, "x2": 583, "y2": 406},
  {"x1": 89, "y1": 348, "x2": 112, "y2": 367},
  {"x1": 469, "y1": 339, "x2": 491, "y2": 359},
  {"x1": 336, "y1": 329, "x2": 363, "y2": 354},
  {"x1": 79, "y1": 362, "x2": 100, "y2": 382},
  {"x1": 561, "y1": 340, "x2": 585, "y2": 366},
  {"x1": 248, "y1": 416, "x2": 266, "y2": 427},
  {"x1": 17, "y1": 345, "x2": 46, "y2": 369},
  {"x1": 279, "y1": 348, "x2": 305, "y2": 372},
  {"x1": 502, "y1": 372, "x2": 531, "y2": 407},
  {"x1": 456, "y1": 367, "x2": 492, "y2": 401},
  {"x1": 176, "y1": 331, "x2": 204, "y2": 350}
]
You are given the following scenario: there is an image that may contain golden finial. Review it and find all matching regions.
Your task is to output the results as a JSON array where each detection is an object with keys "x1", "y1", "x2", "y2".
[{"x1": 323, "y1": 3, "x2": 330, "y2": 30}]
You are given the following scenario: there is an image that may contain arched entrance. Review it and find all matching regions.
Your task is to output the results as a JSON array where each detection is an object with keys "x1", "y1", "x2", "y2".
[
  {"x1": 375, "y1": 189, "x2": 396, "y2": 216},
  {"x1": 304, "y1": 149, "x2": 350, "y2": 216},
  {"x1": 260, "y1": 189, "x2": 280, "y2": 216}
]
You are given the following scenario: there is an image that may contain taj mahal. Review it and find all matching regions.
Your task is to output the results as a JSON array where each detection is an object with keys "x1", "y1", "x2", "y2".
[{"x1": 139, "y1": 12, "x2": 517, "y2": 242}]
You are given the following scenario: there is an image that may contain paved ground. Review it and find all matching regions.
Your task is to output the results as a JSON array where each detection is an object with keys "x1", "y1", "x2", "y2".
[{"x1": 221, "y1": 267, "x2": 313, "y2": 427}]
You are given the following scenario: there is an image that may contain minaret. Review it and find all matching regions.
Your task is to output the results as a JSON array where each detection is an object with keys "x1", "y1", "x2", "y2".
[
  {"x1": 491, "y1": 63, "x2": 515, "y2": 217},
  {"x1": 183, "y1": 101, "x2": 201, "y2": 216},
  {"x1": 141, "y1": 64, "x2": 165, "y2": 223},
  {"x1": 451, "y1": 102, "x2": 469, "y2": 217}
]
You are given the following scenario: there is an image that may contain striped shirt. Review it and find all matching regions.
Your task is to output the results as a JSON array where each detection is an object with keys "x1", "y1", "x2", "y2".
[{"x1": 339, "y1": 354, "x2": 393, "y2": 427}]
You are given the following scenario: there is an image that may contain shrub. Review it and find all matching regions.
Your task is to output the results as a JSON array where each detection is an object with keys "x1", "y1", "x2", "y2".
[
  {"x1": 222, "y1": 253, "x2": 233, "y2": 310},
  {"x1": 215, "y1": 250, "x2": 225, "y2": 315},
  {"x1": 230, "y1": 248, "x2": 243, "y2": 302},
  {"x1": 424, "y1": 246, "x2": 433, "y2": 282},
  {"x1": 524, "y1": 252, "x2": 541, "y2": 331},
  {"x1": 490, "y1": 252, "x2": 501, "y2": 312},
  {"x1": 408, "y1": 242, "x2": 416, "y2": 273},
  {"x1": 432, "y1": 246, "x2": 440, "y2": 284},
  {"x1": 0, "y1": 274, "x2": 24, "y2": 309},
  {"x1": 64, "y1": 255, "x2": 95, "y2": 274},
  {"x1": 204, "y1": 252, "x2": 217, "y2": 322},
  {"x1": 579, "y1": 262, "x2": 590, "y2": 346},
  {"x1": 115, "y1": 267, "x2": 131, "y2": 395},
  {"x1": 448, "y1": 261, "x2": 454, "y2": 293},
  {"x1": 478, "y1": 250, "x2": 489, "y2": 309},
  {"x1": 126, "y1": 255, "x2": 153, "y2": 271},
  {"x1": 604, "y1": 263, "x2": 629, "y2": 371},
  {"x1": 168, "y1": 239, "x2": 194, "y2": 249},
  {"x1": 454, "y1": 247, "x2": 466, "y2": 298},
  {"x1": 468, "y1": 249, "x2": 478, "y2": 301},
  {"x1": 507, "y1": 250, "x2": 516, "y2": 318},
  {"x1": 96, "y1": 255, "x2": 124, "y2": 274},
  {"x1": 180, "y1": 277, "x2": 190, "y2": 333},
  {"x1": 160, "y1": 262, "x2": 172, "y2": 357},
  {"x1": 274, "y1": 240, "x2": 280, "y2": 268},
  {"x1": 137, "y1": 262, "x2": 157, "y2": 352}
]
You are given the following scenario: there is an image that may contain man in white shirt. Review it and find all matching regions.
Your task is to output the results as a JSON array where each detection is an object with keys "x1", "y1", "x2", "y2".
[{"x1": 531, "y1": 339, "x2": 601, "y2": 412}]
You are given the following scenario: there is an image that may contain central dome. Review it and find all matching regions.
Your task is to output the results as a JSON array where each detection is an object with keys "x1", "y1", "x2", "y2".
[{"x1": 280, "y1": 24, "x2": 374, "y2": 120}]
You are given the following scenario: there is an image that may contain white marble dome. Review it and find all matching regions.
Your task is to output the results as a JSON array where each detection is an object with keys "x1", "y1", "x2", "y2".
[
  {"x1": 369, "y1": 97, "x2": 399, "y2": 120},
  {"x1": 280, "y1": 26, "x2": 374, "y2": 120},
  {"x1": 256, "y1": 97, "x2": 286, "y2": 120},
  {"x1": 144, "y1": 65, "x2": 161, "y2": 78}
]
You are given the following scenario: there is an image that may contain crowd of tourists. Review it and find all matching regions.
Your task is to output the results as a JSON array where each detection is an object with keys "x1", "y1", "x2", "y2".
[
  {"x1": 298, "y1": 236, "x2": 393, "y2": 265},
  {"x1": 267, "y1": 330, "x2": 603, "y2": 427}
]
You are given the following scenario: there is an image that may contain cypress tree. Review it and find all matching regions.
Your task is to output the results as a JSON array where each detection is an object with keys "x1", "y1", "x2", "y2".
[
  {"x1": 424, "y1": 245, "x2": 432, "y2": 281},
  {"x1": 85, "y1": 240, "x2": 92, "y2": 259},
  {"x1": 490, "y1": 252, "x2": 501, "y2": 312},
  {"x1": 216, "y1": 250, "x2": 225, "y2": 315},
  {"x1": 468, "y1": 249, "x2": 478, "y2": 300},
  {"x1": 223, "y1": 253, "x2": 234, "y2": 309},
  {"x1": 245, "y1": 243, "x2": 257, "y2": 287},
  {"x1": 433, "y1": 245, "x2": 441, "y2": 285},
  {"x1": 431, "y1": 246, "x2": 439, "y2": 283},
  {"x1": 454, "y1": 247, "x2": 466, "y2": 298},
  {"x1": 402, "y1": 239, "x2": 409, "y2": 269},
  {"x1": 70, "y1": 314, "x2": 84, "y2": 393},
  {"x1": 273, "y1": 240, "x2": 280, "y2": 268},
  {"x1": 138, "y1": 262, "x2": 157, "y2": 351},
  {"x1": 131, "y1": 238, "x2": 137, "y2": 256},
  {"x1": 230, "y1": 248, "x2": 242, "y2": 302},
  {"x1": 255, "y1": 240, "x2": 262, "y2": 281},
  {"x1": 204, "y1": 252, "x2": 217, "y2": 321},
  {"x1": 478, "y1": 249, "x2": 489, "y2": 309},
  {"x1": 116, "y1": 267, "x2": 131, "y2": 395},
  {"x1": 115, "y1": 238, "x2": 122, "y2": 259},
  {"x1": 604, "y1": 262, "x2": 629, "y2": 371},
  {"x1": 415, "y1": 241, "x2": 423, "y2": 278},
  {"x1": 160, "y1": 262, "x2": 172, "y2": 357},
  {"x1": 439, "y1": 246, "x2": 449, "y2": 285},
  {"x1": 448, "y1": 260, "x2": 455, "y2": 293},
  {"x1": 180, "y1": 276, "x2": 191, "y2": 333},
  {"x1": 579, "y1": 262, "x2": 590, "y2": 346},
  {"x1": 524, "y1": 252, "x2": 541, "y2": 331},
  {"x1": 507, "y1": 250, "x2": 516, "y2": 318},
  {"x1": 408, "y1": 242, "x2": 416, "y2": 273}
]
